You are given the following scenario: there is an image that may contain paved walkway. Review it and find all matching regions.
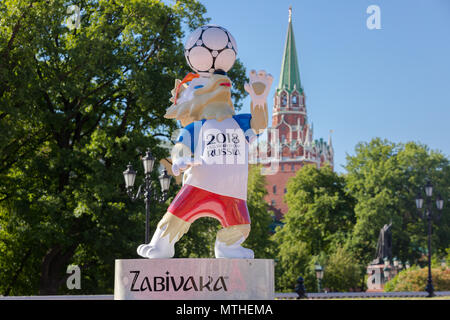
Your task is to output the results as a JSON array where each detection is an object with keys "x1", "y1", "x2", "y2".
[{"x1": 1, "y1": 291, "x2": 449, "y2": 300}]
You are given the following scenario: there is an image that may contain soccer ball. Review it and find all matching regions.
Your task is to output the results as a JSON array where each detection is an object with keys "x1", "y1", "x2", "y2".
[{"x1": 184, "y1": 25, "x2": 237, "y2": 75}]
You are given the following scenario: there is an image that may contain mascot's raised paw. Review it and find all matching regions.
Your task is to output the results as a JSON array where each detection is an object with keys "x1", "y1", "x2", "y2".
[
  {"x1": 245, "y1": 70, "x2": 273, "y2": 135},
  {"x1": 244, "y1": 70, "x2": 273, "y2": 108}
]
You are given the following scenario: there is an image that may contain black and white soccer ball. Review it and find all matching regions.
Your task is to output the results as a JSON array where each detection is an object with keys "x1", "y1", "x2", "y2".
[{"x1": 184, "y1": 25, "x2": 237, "y2": 75}]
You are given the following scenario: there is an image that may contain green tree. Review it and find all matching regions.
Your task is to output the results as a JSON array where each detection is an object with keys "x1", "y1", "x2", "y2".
[
  {"x1": 384, "y1": 266, "x2": 450, "y2": 292},
  {"x1": 245, "y1": 165, "x2": 275, "y2": 258},
  {"x1": 345, "y1": 138, "x2": 450, "y2": 268},
  {"x1": 275, "y1": 240, "x2": 312, "y2": 292},
  {"x1": 272, "y1": 164, "x2": 356, "y2": 292},
  {"x1": 0, "y1": 0, "x2": 248, "y2": 295},
  {"x1": 321, "y1": 246, "x2": 363, "y2": 292}
]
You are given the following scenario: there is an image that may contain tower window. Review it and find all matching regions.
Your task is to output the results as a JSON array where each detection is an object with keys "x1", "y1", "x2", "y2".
[
  {"x1": 281, "y1": 94, "x2": 287, "y2": 107},
  {"x1": 281, "y1": 164, "x2": 284, "y2": 172},
  {"x1": 291, "y1": 164, "x2": 295, "y2": 171},
  {"x1": 271, "y1": 200, "x2": 276, "y2": 206},
  {"x1": 292, "y1": 95, "x2": 298, "y2": 106},
  {"x1": 273, "y1": 185, "x2": 277, "y2": 194},
  {"x1": 284, "y1": 188, "x2": 287, "y2": 194}
]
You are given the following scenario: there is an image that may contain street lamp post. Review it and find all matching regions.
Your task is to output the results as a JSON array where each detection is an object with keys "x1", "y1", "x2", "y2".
[
  {"x1": 393, "y1": 257, "x2": 399, "y2": 276},
  {"x1": 383, "y1": 257, "x2": 391, "y2": 283},
  {"x1": 383, "y1": 265, "x2": 391, "y2": 283},
  {"x1": 123, "y1": 149, "x2": 171, "y2": 244},
  {"x1": 415, "y1": 180, "x2": 445, "y2": 298},
  {"x1": 393, "y1": 257, "x2": 398, "y2": 269},
  {"x1": 315, "y1": 264, "x2": 324, "y2": 293}
]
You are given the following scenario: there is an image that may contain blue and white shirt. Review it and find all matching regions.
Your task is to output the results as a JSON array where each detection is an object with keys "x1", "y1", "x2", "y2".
[{"x1": 176, "y1": 114, "x2": 257, "y2": 200}]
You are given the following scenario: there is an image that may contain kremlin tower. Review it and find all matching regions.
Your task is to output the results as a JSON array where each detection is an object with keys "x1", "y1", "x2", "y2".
[{"x1": 263, "y1": 7, "x2": 334, "y2": 221}]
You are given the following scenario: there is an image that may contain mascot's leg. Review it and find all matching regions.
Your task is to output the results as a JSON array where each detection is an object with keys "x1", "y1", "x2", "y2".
[
  {"x1": 214, "y1": 224, "x2": 254, "y2": 259},
  {"x1": 137, "y1": 212, "x2": 191, "y2": 259}
]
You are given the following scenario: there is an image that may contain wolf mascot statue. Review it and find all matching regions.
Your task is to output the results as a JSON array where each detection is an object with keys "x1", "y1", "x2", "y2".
[{"x1": 137, "y1": 28, "x2": 273, "y2": 259}]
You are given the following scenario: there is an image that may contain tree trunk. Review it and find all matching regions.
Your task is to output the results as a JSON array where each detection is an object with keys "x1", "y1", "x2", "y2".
[{"x1": 39, "y1": 245, "x2": 76, "y2": 295}]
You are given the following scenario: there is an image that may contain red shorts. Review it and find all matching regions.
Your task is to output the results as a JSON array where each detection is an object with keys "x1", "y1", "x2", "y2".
[{"x1": 167, "y1": 184, "x2": 250, "y2": 227}]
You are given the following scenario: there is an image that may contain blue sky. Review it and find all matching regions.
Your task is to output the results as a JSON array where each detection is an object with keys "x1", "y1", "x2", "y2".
[{"x1": 193, "y1": 0, "x2": 450, "y2": 173}]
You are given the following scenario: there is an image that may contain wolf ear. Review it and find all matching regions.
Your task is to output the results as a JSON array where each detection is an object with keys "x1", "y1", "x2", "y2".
[
  {"x1": 169, "y1": 79, "x2": 182, "y2": 103},
  {"x1": 165, "y1": 79, "x2": 190, "y2": 120},
  {"x1": 169, "y1": 79, "x2": 189, "y2": 104}
]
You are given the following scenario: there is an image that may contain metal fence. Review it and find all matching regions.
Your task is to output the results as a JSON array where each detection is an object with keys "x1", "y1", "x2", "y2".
[{"x1": 275, "y1": 291, "x2": 450, "y2": 299}]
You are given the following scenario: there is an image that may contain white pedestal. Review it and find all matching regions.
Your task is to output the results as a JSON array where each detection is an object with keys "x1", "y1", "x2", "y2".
[
  {"x1": 366, "y1": 264, "x2": 385, "y2": 292},
  {"x1": 114, "y1": 258, "x2": 274, "y2": 300}
]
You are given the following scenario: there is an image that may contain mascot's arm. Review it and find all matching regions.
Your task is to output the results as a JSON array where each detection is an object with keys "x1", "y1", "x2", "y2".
[
  {"x1": 244, "y1": 70, "x2": 273, "y2": 135},
  {"x1": 171, "y1": 142, "x2": 193, "y2": 176}
]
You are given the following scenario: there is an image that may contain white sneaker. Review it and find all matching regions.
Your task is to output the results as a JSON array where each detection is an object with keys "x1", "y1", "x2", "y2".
[
  {"x1": 136, "y1": 225, "x2": 175, "y2": 259},
  {"x1": 214, "y1": 237, "x2": 254, "y2": 259}
]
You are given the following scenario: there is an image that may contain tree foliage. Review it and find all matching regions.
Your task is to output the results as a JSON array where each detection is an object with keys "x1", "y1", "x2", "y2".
[
  {"x1": 345, "y1": 138, "x2": 450, "y2": 268},
  {"x1": 245, "y1": 165, "x2": 275, "y2": 258},
  {"x1": 272, "y1": 164, "x2": 356, "y2": 292},
  {"x1": 321, "y1": 246, "x2": 363, "y2": 292},
  {"x1": 384, "y1": 266, "x2": 450, "y2": 292}
]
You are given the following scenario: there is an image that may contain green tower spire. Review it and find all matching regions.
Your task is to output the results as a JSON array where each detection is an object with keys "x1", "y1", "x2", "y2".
[{"x1": 277, "y1": 6, "x2": 302, "y2": 93}]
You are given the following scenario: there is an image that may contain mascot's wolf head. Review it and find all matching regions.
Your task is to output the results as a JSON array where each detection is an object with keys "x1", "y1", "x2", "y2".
[{"x1": 164, "y1": 72, "x2": 235, "y2": 127}]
